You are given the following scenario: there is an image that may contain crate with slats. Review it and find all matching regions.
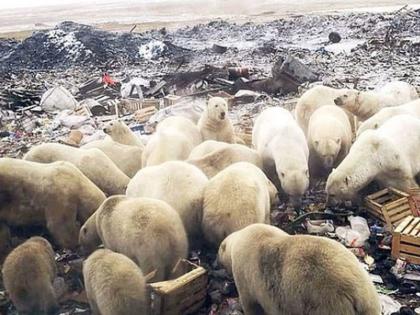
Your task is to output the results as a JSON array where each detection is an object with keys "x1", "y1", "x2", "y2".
[
  {"x1": 234, "y1": 114, "x2": 253, "y2": 146},
  {"x1": 148, "y1": 260, "x2": 207, "y2": 315},
  {"x1": 408, "y1": 188, "x2": 420, "y2": 217},
  {"x1": 364, "y1": 187, "x2": 415, "y2": 230},
  {"x1": 392, "y1": 216, "x2": 420, "y2": 264}
]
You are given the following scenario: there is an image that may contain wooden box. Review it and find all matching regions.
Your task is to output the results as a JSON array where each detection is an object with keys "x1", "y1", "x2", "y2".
[
  {"x1": 392, "y1": 215, "x2": 420, "y2": 264},
  {"x1": 364, "y1": 187, "x2": 415, "y2": 230},
  {"x1": 148, "y1": 260, "x2": 207, "y2": 315},
  {"x1": 408, "y1": 188, "x2": 420, "y2": 217},
  {"x1": 163, "y1": 94, "x2": 182, "y2": 107},
  {"x1": 134, "y1": 107, "x2": 157, "y2": 123}
]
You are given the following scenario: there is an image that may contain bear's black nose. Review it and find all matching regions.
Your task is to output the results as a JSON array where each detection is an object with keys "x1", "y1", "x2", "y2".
[{"x1": 220, "y1": 112, "x2": 226, "y2": 119}]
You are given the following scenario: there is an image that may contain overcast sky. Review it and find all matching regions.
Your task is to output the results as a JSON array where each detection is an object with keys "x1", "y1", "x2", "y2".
[{"x1": 0, "y1": 0, "x2": 167, "y2": 9}]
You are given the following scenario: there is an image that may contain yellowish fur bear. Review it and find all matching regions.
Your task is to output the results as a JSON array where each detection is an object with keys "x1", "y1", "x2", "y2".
[
  {"x1": 198, "y1": 97, "x2": 235, "y2": 143},
  {"x1": 2, "y1": 237, "x2": 58, "y2": 314},
  {"x1": 357, "y1": 99, "x2": 420, "y2": 137},
  {"x1": 218, "y1": 224, "x2": 381, "y2": 315},
  {"x1": 24, "y1": 143, "x2": 130, "y2": 195},
  {"x1": 83, "y1": 249, "x2": 148, "y2": 315},
  {"x1": 327, "y1": 115, "x2": 420, "y2": 205},
  {"x1": 295, "y1": 85, "x2": 354, "y2": 135},
  {"x1": 334, "y1": 81, "x2": 418, "y2": 121},
  {"x1": 253, "y1": 107, "x2": 309, "y2": 207},
  {"x1": 142, "y1": 116, "x2": 202, "y2": 167},
  {"x1": 0, "y1": 158, "x2": 105, "y2": 248},
  {"x1": 103, "y1": 120, "x2": 144, "y2": 148},
  {"x1": 202, "y1": 162, "x2": 275, "y2": 247},
  {"x1": 126, "y1": 161, "x2": 208, "y2": 245},
  {"x1": 187, "y1": 143, "x2": 263, "y2": 178},
  {"x1": 307, "y1": 105, "x2": 352, "y2": 177},
  {"x1": 188, "y1": 140, "x2": 229, "y2": 159},
  {"x1": 82, "y1": 138, "x2": 143, "y2": 177},
  {"x1": 79, "y1": 196, "x2": 188, "y2": 282}
]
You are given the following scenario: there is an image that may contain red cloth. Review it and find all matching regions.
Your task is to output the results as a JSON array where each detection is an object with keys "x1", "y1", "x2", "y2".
[{"x1": 102, "y1": 73, "x2": 116, "y2": 86}]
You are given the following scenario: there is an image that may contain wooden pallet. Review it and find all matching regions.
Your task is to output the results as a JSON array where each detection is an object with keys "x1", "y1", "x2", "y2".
[
  {"x1": 148, "y1": 260, "x2": 207, "y2": 315},
  {"x1": 408, "y1": 188, "x2": 420, "y2": 217},
  {"x1": 364, "y1": 187, "x2": 414, "y2": 230},
  {"x1": 392, "y1": 216, "x2": 420, "y2": 264}
]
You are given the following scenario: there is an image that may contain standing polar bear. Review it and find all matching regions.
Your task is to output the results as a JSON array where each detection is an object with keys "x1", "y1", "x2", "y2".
[
  {"x1": 218, "y1": 224, "x2": 380, "y2": 315},
  {"x1": 327, "y1": 115, "x2": 420, "y2": 205},
  {"x1": 142, "y1": 116, "x2": 202, "y2": 167},
  {"x1": 253, "y1": 107, "x2": 309, "y2": 207},
  {"x1": 0, "y1": 158, "x2": 105, "y2": 249},
  {"x1": 126, "y1": 161, "x2": 208, "y2": 245},
  {"x1": 202, "y1": 162, "x2": 276, "y2": 247},
  {"x1": 307, "y1": 105, "x2": 352, "y2": 177},
  {"x1": 82, "y1": 138, "x2": 143, "y2": 177},
  {"x1": 24, "y1": 143, "x2": 130, "y2": 196},
  {"x1": 357, "y1": 99, "x2": 420, "y2": 137},
  {"x1": 103, "y1": 120, "x2": 144, "y2": 148},
  {"x1": 295, "y1": 85, "x2": 354, "y2": 135},
  {"x1": 198, "y1": 97, "x2": 235, "y2": 143},
  {"x1": 334, "y1": 81, "x2": 419, "y2": 121},
  {"x1": 79, "y1": 196, "x2": 188, "y2": 282}
]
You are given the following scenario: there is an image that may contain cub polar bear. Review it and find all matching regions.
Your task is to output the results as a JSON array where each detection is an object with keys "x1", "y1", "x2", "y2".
[
  {"x1": 218, "y1": 224, "x2": 380, "y2": 315},
  {"x1": 253, "y1": 107, "x2": 309, "y2": 206},
  {"x1": 198, "y1": 97, "x2": 235, "y2": 143},
  {"x1": 327, "y1": 115, "x2": 420, "y2": 205}
]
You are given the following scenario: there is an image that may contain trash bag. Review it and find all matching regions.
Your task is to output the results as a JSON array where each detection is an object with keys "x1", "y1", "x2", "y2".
[{"x1": 40, "y1": 86, "x2": 78, "y2": 112}]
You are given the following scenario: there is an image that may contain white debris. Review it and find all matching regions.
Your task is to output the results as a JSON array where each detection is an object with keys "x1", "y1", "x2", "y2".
[
  {"x1": 138, "y1": 40, "x2": 167, "y2": 60},
  {"x1": 40, "y1": 86, "x2": 79, "y2": 112}
]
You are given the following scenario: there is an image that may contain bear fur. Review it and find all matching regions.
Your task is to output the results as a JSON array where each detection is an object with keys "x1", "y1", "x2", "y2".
[
  {"x1": 307, "y1": 105, "x2": 352, "y2": 177},
  {"x1": 126, "y1": 161, "x2": 208, "y2": 245},
  {"x1": 188, "y1": 143, "x2": 263, "y2": 178},
  {"x1": 103, "y1": 120, "x2": 144, "y2": 148},
  {"x1": 0, "y1": 158, "x2": 105, "y2": 249},
  {"x1": 295, "y1": 85, "x2": 355, "y2": 135},
  {"x1": 218, "y1": 223, "x2": 381, "y2": 315},
  {"x1": 326, "y1": 115, "x2": 420, "y2": 205},
  {"x1": 82, "y1": 138, "x2": 143, "y2": 177},
  {"x1": 253, "y1": 107, "x2": 309, "y2": 207},
  {"x1": 188, "y1": 140, "x2": 229, "y2": 159},
  {"x1": 79, "y1": 196, "x2": 188, "y2": 282},
  {"x1": 142, "y1": 116, "x2": 202, "y2": 167},
  {"x1": 197, "y1": 97, "x2": 235, "y2": 143},
  {"x1": 83, "y1": 249, "x2": 148, "y2": 315},
  {"x1": 357, "y1": 99, "x2": 420, "y2": 137},
  {"x1": 24, "y1": 143, "x2": 130, "y2": 195},
  {"x1": 2, "y1": 237, "x2": 58, "y2": 314},
  {"x1": 334, "y1": 81, "x2": 419, "y2": 121},
  {"x1": 202, "y1": 162, "x2": 275, "y2": 247}
]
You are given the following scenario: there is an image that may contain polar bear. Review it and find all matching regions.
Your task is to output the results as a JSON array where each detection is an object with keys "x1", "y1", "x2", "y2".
[
  {"x1": 82, "y1": 138, "x2": 143, "y2": 177},
  {"x1": 307, "y1": 106, "x2": 352, "y2": 178},
  {"x1": 103, "y1": 120, "x2": 144, "y2": 148},
  {"x1": 188, "y1": 140, "x2": 229, "y2": 159},
  {"x1": 217, "y1": 223, "x2": 380, "y2": 315},
  {"x1": 197, "y1": 97, "x2": 235, "y2": 143},
  {"x1": 326, "y1": 115, "x2": 420, "y2": 205},
  {"x1": 79, "y1": 196, "x2": 188, "y2": 282},
  {"x1": 0, "y1": 158, "x2": 105, "y2": 248},
  {"x1": 253, "y1": 107, "x2": 309, "y2": 207},
  {"x1": 83, "y1": 249, "x2": 148, "y2": 315},
  {"x1": 126, "y1": 161, "x2": 208, "y2": 245},
  {"x1": 357, "y1": 99, "x2": 420, "y2": 137},
  {"x1": 2, "y1": 237, "x2": 58, "y2": 315},
  {"x1": 187, "y1": 143, "x2": 263, "y2": 178},
  {"x1": 142, "y1": 116, "x2": 202, "y2": 167},
  {"x1": 334, "y1": 81, "x2": 418, "y2": 121},
  {"x1": 24, "y1": 143, "x2": 130, "y2": 195},
  {"x1": 202, "y1": 162, "x2": 275, "y2": 247},
  {"x1": 295, "y1": 85, "x2": 355, "y2": 135}
]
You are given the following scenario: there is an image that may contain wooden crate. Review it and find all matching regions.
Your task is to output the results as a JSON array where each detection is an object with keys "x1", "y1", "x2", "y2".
[
  {"x1": 392, "y1": 216, "x2": 420, "y2": 264},
  {"x1": 148, "y1": 260, "x2": 207, "y2": 315},
  {"x1": 163, "y1": 94, "x2": 182, "y2": 107},
  {"x1": 134, "y1": 107, "x2": 157, "y2": 123},
  {"x1": 408, "y1": 188, "x2": 420, "y2": 217},
  {"x1": 364, "y1": 187, "x2": 415, "y2": 230}
]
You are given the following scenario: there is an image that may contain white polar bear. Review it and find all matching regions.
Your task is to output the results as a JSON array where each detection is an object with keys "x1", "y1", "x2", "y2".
[
  {"x1": 334, "y1": 81, "x2": 419, "y2": 121},
  {"x1": 326, "y1": 115, "x2": 420, "y2": 205},
  {"x1": 202, "y1": 162, "x2": 274, "y2": 247},
  {"x1": 197, "y1": 97, "x2": 235, "y2": 143},
  {"x1": 188, "y1": 140, "x2": 229, "y2": 159},
  {"x1": 142, "y1": 116, "x2": 202, "y2": 167},
  {"x1": 82, "y1": 138, "x2": 142, "y2": 177},
  {"x1": 103, "y1": 120, "x2": 144, "y2": 148},
  {"x1": 126, "y1": 161, "x2": 208, "y2": 245},
  {"x1": 253, "y1": 107, "x2": 309, "y2": 207},
  {"x1": 357, "y1": 99, "x2": 420, "y2": 137},
  {"x1": 307, "y1": 105, "x2": 352, "y2": 177}
]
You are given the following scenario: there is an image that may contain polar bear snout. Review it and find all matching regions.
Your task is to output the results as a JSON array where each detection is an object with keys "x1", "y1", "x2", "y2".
[
  {"x1": 220, "y1": 112, "x2": 226, "y2": 120},
  {"x1": 334, "y1": 96, "x2": 344, "y2": 106},
  {"x1": 323, "y1": 156, "x2": 334, "y2": 169}
]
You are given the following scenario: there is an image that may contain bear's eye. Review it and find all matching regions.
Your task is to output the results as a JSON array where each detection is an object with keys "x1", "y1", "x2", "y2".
[
  {"x1": 343, "y1": 95, "x2": 348, "y2": 98},
  {"x1": 215, "y1": 105, "x2": 218, "y2": 108},
  {"x1": 281, "y1": 172, "x2": 285, "y2": 177}
]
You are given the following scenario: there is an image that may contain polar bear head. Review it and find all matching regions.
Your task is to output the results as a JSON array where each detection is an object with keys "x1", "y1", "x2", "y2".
[
  {"x1": 277, "y1": 167, "x2": 309, "y2": 207},
  {"x1": 334, "y1": 89, "x2": 359, "y2": 109},
  {"x1": 313, "y1": 137, "x2": 341, "y2": 170},
  {"x1": 79, "y1": 213, "x2": 101, "y2": 255},
  {"x1": 207, "y1": 97, "x2": 228, "y2": 121},
  {"x1": 103, "y1": 120, "x2": 130, "y2": 137}
]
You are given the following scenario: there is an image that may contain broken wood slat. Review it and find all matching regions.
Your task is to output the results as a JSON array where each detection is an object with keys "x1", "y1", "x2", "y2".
[{"x1": 392, "y1": 215, "x2": 420, "y2": 264}]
